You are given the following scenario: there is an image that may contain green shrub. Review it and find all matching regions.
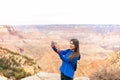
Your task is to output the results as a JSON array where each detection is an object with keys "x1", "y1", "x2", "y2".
[
  {"x1": 0, "y1": 67, "x2": 3, "y2": 71},
  {"x1": 0, "y1": 47, "x2": 35, "y2": 79},
  {"x1": 3, "y1": 70, "x2": 14, "y2": 78},
  {"x1": 14, "y1": 71, "x2": 26, "y2": 79},
  {"x1": 0, "y1": 58, "x2": 10, "y2": 69}
]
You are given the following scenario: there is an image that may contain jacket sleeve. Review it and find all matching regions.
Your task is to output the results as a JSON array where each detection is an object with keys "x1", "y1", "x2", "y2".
[
  {"x1": 52, "y1": 46, "x2": 57, "y2": 53},
  {"x1": 59, "y1": 52, "x2": 81, "y2": 63},
  {"x1": 52, "y1": 46, "x2": 71, "y2": 62},
  {"x1": 52, "y1": 46, "x2": 68, "y2": 55},
  {"x1": 52, "y1": 46, "x2": 61, "y2": 54},
  {"x1": 60, "y1": 49, "x2": 69, "y2": 55},
  {"x1": 59, "y1": 52, "x2": 71, "y2": 63}
]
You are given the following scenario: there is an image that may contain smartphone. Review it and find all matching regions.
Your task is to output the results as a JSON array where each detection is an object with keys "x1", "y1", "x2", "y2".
[
  {"x1": 52, "y1": 41, "x2": 57, "y2": 46},
  {"x1": 53, "y1": 41, "x2": 57, "y2": 46}
]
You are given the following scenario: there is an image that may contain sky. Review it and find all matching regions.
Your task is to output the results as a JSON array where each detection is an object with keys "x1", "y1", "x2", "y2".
[{"x1": 0, "y1": 0, "x2": 120, "y2": 25}]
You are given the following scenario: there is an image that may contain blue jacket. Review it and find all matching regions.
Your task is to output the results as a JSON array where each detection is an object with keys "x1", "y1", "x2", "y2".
[{"x1": 52, "y1": 46, "x2": 80, "y2": 78}]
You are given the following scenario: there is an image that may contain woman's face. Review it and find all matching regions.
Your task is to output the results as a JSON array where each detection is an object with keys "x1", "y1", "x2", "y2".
[{"x1": 70, "y1": 41, "x2": 75, "y2": 50}]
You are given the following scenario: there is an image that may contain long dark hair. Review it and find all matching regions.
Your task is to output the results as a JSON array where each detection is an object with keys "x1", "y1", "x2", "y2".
[{"x1": 69, "y1": 39, "x2": 80, "y2": 60}]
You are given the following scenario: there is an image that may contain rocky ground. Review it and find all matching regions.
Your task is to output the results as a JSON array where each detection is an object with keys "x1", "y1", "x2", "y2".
[{"x1": 21, "y1": 72, "x2": 89, "y2": 80}]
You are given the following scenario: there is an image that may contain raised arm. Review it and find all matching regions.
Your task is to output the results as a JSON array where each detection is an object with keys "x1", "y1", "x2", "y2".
[
  {"x1": 51, "y1": 41, "x2": 72, "y2": 63},
  {"x1": 51, "y1": 41, "x2": 61, "y2": 54}
]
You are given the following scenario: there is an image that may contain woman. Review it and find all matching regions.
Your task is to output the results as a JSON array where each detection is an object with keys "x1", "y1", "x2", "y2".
[{"x1": 51, "y1": 39, "x2": 81, "y2": 80}]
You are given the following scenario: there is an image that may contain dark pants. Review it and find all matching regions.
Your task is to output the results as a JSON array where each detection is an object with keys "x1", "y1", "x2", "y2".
[{"x1": 61, "y1": 72, "x2": 73, "y2": 80}]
